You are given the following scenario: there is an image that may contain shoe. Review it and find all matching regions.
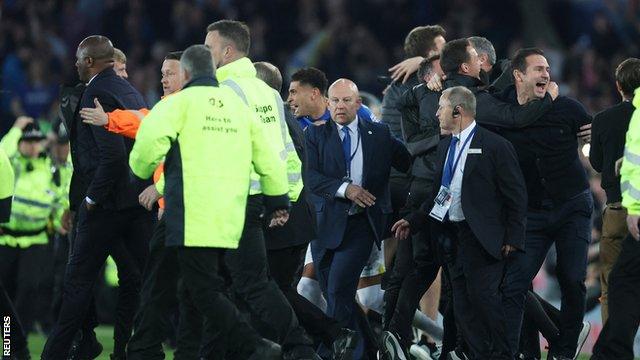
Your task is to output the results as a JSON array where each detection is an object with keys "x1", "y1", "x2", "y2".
[
  {"x1": 332, "y1": 328, "x2": 359, "y2": 360},
  {"x1": 68, "y1": 331, "x2": 103, "y2": 360},
  {"x1": 283, "y1": 345, "x2": 322, "y2": 360},
  {"x1": 446, "y1": 349, "x2": 469, "y2": 360},
  {"x1": 573, "y1": 321, "x2": 591, "y2": 359},
  {"x1": 382, "y1": 331, "x2": 408, "y2": 360},
  {"x1": 409, "y1": 343, "x2": 434, "y2": 360},
  {"x1": 248, "y1": 338, "x2": 282, "y2": 360}
]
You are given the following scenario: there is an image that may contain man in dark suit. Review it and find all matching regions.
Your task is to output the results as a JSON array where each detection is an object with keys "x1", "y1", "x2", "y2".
[
  {"x1": 42, "y1": 35, "x2": 155, "y2": 359},
  {"x1": 305, "y1": 78, "x2": 411, "y2": 359},
  {"x1": 393, "y1": 86, "x2": 527, "y2": 360}
]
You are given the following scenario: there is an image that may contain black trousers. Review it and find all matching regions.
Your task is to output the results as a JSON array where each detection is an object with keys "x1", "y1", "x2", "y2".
[
  {"x1": 447, "y1": 221, "x2": 510, "y2": 360},
  {"x1": 126, "y1": 217, "x2": 178, "y2": 360},
  {"x1": 267, "y1": 243, "x2": 343, "y2": 348},
  {"x1": 0, "y1": 243, "x2": 48, "y2": 333},
  {"x1": 591, "y1": 234, "x2": 640, "y2": 360},
  {"x1": 177, "y1": 247, "x2": 262, "y2": 360},
  {"x1": 42, "y1": 204, "x2": 153, "y2": 359},
  {"x1": 519, "y1": 291, "x2": 561, "y2": 358},
  {"x1": 190, "y1": 195, "x2": 310, "y2": 358},
  {"x1": 383, "y1": 177, "x2": 440, "y2": 348}
]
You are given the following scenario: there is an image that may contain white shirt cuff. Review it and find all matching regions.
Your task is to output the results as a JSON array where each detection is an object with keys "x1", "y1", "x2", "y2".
[
  {"x1": 85, "y1": 196, "x2": 96, "y2": 205},
  {"x1": 336, "y1": 182, "x2": 350, "y2": 198}
]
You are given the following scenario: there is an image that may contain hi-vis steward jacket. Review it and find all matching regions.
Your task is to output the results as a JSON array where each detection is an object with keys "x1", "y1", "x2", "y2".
[
  {"x1": 217, "y1": 57, "x2": 303, "y2": 201},
  {"x1": 0, "y1": 148, "x2": 14, "y2": 222},
  {"x1": 129, "y1": 77, "x2": 289, "y2": 248},
  {"x1": 0, "y1": 128, "x2": 64, "y2": 248},
  {"x1": 621, "y1": 88, "x2": 640, "y2": 214}
]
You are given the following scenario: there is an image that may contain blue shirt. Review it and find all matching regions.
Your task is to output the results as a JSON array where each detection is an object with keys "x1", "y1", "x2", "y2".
[{"x1": 297, "y1": 104, "x2": 378, "y2": 130}]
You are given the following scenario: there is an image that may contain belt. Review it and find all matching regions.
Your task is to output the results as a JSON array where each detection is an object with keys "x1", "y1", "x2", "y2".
[{"x1": 0, "y1": 226, "x2": 47, "y2": 237}]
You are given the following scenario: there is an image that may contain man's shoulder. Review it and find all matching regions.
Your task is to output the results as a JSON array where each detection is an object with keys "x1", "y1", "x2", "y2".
[
  {"x1": 594, "y1": 101, "x2": 634, "y2": 123},
  {"x1": 476, "y1": 126, "x2": 512, "y2": 149}
]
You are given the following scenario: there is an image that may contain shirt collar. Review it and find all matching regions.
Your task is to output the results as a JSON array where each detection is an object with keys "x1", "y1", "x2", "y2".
[
  {"x1": 87, "y1": 73, "x2": 99, "y2": 85},
  {"x1": 336, "y1": 117, "x2": 359, "y2": 134},
  {"x1": 453, "y1": 120, "x2": 477, "y2": 143}
]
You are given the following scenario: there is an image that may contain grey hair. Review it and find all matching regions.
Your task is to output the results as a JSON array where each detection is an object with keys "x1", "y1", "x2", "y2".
[
  {"x1": 442, "y1": 86, "x2": 476, "y2": 117},
  {"x1": 468, "y1": 36, "x2": 496, "y2": 66},
  {"x1": 180, "y1": 45, "x2": 215, "y2": 79}
]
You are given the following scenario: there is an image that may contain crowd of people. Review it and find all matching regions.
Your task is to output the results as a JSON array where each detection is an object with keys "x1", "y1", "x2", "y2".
[{"x1": 1, "y1": 2, "x2": 640, "y2": 360}]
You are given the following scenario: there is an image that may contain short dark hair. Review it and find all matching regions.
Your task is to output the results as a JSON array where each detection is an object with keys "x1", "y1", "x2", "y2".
[
  {"x1": 403, "y1": 25, "x2": 446, "y2": 58},
  {"x1": 291, "y1": 67, "x2": 329, "y2": 95},
  {"x1": 417, "y1": 54, "x2": 440, "y2": 81},
  {"x1": 165, "y1": 51, "x2": 184, "y2": 61},
  {"x1": 440, "y1": 38, "x2": 471, "y2": 74},
  {"x1": 206, "y1": 20, "x2": 251, "y2": 54},
  {"x1": 181, "y1": 45, "x2": 214, "y2": 79},
  {"x1": 254, "y1": 61, "x2": 283, "y2": 92},
  {"x1": 511, "y1": 47, "x2": 545, "y2": 73},
  {"x1": 615, "y1": 58, "x2": 640, "y2": 98}
]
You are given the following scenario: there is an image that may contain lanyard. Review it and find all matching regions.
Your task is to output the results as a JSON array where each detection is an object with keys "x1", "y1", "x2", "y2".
[
  {"x1": 345, "y1": 129, "x2": 361, "y2": 178},
  {"x1": 445, "y1": 125, "x2": 477, "y2": 186}
]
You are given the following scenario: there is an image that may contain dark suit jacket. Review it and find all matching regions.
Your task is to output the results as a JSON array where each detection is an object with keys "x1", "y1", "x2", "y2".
[
  {"x1": 69, "y1": 67, "x2": 150, "y2": 211},
  {"x1": 407, "y1": 125, "x2": 527, "y2": 259},
  {"x1": 305, "y1": 118, "x2": 411, "y2": 250}
]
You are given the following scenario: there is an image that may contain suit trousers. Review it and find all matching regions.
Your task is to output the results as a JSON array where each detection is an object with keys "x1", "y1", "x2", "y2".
[
  {"x1": 446, "y1": 221, "x2": 510, "y2": 360},
  {"x1": 312, "y1": 213, "x2": 375, "y2": 359},
  {"x1": 127, "y1": 217, "x2": 179, "y2": 360},
  {"x1": 591, "y1": 234, "x2": 640, "y2": 360},
  {"x1": 42, "y1": 204, "x2": 153, "y2": 359},
  {"x1": 267, "y1": 243, "x2": 343, "y2": 348},
  {"x1": 599, "y1": 205, "x2": 627, "y2": 322},
  {"x1": 502, "y1": 190, "x2": 592, "y2": 358}
]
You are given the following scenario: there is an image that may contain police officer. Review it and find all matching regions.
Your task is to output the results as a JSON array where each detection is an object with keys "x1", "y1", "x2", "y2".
[
  {"x1": 129, "y1": 44, "x2": 288, "y2": 360},
  {"x1": 0, "y1": 116, "x2": 64, "y2": 335}
]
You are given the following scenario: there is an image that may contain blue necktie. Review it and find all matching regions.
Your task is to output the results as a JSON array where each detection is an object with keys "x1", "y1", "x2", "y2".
[
  {"x1": 441, "y1": 136, "x2": 460, "y2": 188},
  {"x1": 341, "y1": 126, "x2": 352, "y2": 176}
]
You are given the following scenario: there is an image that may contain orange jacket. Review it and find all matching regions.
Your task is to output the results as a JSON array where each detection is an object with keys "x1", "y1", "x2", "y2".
[{"x1": 105, "y1": 108, "x2": 165, "y2": 208}]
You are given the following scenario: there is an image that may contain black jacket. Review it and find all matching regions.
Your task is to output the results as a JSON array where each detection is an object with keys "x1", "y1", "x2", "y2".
[
  {"x1": 398, "y1": 73, "x2": 552, "y2": 180},
  {"x1": 407, "y1": 126, "x2": 527, "y2": 259},
  {"x1": 495, "y1": 85, "x2": 592, "y2": 207},
  {"x1": 69, "y1": 68, "x2": 150, "y2": 211},
  {"x1": 589, "y1": 101, "x2": 635, "y2": 203},
  {"x1": 381, "y1": 76, "x2": 420, "y2": 140}
]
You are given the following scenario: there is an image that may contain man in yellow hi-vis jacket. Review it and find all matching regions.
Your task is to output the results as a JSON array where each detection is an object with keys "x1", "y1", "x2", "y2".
[{"x1": 129, "y1": 44, "x2": 287, "y2": 359}]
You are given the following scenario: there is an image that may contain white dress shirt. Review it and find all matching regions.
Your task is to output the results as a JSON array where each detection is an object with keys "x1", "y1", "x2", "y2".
[
  {"x1": 445, "y1": 121, "x2": 477, "y2": 221},
  {"x1": 335, "y1": 118, "x2": 363, "y2": 198}
]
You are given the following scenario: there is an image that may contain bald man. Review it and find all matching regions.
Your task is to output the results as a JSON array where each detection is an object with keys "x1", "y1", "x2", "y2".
[
  {"x1": 305, "y1": 79, "x2": 411, "y2": 358},
  {"x1": 43, "y1": 35, "x2": 155, "y2": 360}
]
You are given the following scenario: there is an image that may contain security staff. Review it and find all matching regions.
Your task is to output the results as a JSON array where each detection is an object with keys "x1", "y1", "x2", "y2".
[
  {"x1": 129, "y1": 44, "x2": 287, "y2": 360},
  {"x1": 202, "y1": 20, "x2": 318, "y2": 360},
  {"x1": 591, "y1": 87, "x2": 640, "y2": 360},
  {"x1": 0, "y1": 117, "x2": 64, "y2": 334}
]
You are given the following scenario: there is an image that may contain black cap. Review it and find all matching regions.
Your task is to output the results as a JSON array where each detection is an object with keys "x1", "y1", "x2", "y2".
[{"x1": 20, "y1": 123, "x2": 46, "y2": 142}]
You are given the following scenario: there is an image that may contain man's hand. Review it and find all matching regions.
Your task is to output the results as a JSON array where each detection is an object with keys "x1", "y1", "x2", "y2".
[
  {"x1": 502, "y1": 244, "x2": 516, "y2": 258},
  {"x1": 269, "y1": 209, "x2": 289, "y2": 227},
  {"x1": 627, "y1": 214, "x2": 640, "y2": 241},
  {"x1": 158, "y1": 208, "x2": 164, "y2": 220},
  {"x1": 13, "y1": 116, "x2": 34, "y2": 130},
  {"x1": 389, "y1": 56, "x2": 423, "y2": 83},
  {"x1": 138, "y1": 184, "x2": 161, "y2": 211},
  {"x1": 60, "y1": 209, "x2": 72, "y2": 234},
  {"x1": 578, "y1": 123, "x2": 591, "y2": 144},
  {"x1": 345, "y1": 184, "x2": 376, "y2": 207},
  {"x1": 615, "y1": 157, "x2": 624, "y2": 176},
  {"x1": 547, "y1": 81, "x2": 559, "y2": 100},
  {"x1": 427, "y1": 73, "x2": 445, "y2": 92},
  {"x1": 80, "y1": 98, "x2": 108, "y2": 126},
  {"x1": 391, "y1": 219, "x2": 411, "y2": 240},
  {"x1": 85, "y1": 201, "x2": 96, "y2": 211}
]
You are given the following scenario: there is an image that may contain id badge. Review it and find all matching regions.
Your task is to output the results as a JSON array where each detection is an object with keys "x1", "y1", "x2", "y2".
[{"x1": 429, "y1": 185, "x2": 452, "y2": 222}]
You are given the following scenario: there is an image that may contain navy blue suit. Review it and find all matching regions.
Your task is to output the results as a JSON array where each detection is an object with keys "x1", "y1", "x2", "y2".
[
  {"x1": 305, "y1": 118, "x2": 410, "y2": 358},
  {"x1": 43, "y1": 68, "x2": 155, "y2": 359}
]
